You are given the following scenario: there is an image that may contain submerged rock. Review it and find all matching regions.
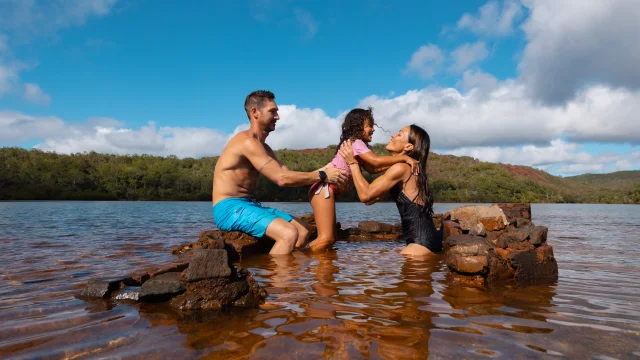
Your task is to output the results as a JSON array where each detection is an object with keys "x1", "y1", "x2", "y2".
[
  {"x1": 80, "y1": 278, "x2": 124, "y2": 299},
  {"x1": 139, "y1": 272, "x2": 186, "y2": 302}
]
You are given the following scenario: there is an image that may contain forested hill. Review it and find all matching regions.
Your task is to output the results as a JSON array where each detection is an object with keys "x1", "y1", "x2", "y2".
[{"x1": 1, "y1": 146, "x2": 638, "y2": 203}]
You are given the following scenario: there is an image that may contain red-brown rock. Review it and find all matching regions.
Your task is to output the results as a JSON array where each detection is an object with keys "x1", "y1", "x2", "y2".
[
  {"x1": 446, "y1": 253, "x2": 489, "y2": 274},
  {"x1": 495, "y1": 203, "x2": 531, "y2": 222},
  {"x1": 442, "y1": 220, "x2": 463, "y2": 242},
  {"x1": 358, "y1": 221, "x2": 394, "y2": 233},
  {"x1": 536, "y1": 245, "x2": 555, "y2": 263},
  {"x1": 479, "y1": 216, "x2": 506, "y2": 231}
]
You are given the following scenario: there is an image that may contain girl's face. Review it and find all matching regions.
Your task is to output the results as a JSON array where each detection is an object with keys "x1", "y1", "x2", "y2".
[
  {"x1": 385, "y1": 126, "x2": 411, "y2": 153},
  {"x1": 362, "y1": 119, "x2": 375, "y2": 142}
]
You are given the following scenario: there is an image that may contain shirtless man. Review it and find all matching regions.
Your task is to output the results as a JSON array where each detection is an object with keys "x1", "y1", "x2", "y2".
[{"x1": 212, "y1": 90, "x2": 348, "y2": 255}]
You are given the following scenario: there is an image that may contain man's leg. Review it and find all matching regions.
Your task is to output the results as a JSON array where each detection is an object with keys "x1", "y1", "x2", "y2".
[
  {"x1": 290, "y1": 218, "x2": 311, "y2": 248},
  {"x1": 264, "y1": 218, "x2": 299, "y2": 255}
]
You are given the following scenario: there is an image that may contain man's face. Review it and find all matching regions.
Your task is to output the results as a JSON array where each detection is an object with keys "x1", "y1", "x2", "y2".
[{"x1": 255, "y1": 100, "x2": 280, "y2": 132}]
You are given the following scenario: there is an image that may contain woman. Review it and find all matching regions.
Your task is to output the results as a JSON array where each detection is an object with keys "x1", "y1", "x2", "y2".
[{"x1": 338, "y1": 124, "x2": 442, "y2": 255}]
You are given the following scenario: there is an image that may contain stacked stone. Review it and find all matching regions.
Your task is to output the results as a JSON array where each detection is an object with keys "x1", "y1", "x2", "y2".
[
  {"x1": 442, "y1": 204, "x2": 558, "y2": 286},
  {"x1": 79, "y1": 248, "x2": 267, "y2": 310}
]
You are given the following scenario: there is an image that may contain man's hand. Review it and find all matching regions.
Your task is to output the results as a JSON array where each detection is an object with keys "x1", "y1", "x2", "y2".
[
  {"x1": 323, "y1": 167, "x2": 348, "y2": 188},
  {"x1": 338, "y1": 140, "x2": 357, "y2": 165}
]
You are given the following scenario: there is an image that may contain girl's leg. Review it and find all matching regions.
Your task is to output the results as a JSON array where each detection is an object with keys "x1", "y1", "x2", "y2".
[{"x1": 308, "y1": 187, "x2": 337, "y2": 252}]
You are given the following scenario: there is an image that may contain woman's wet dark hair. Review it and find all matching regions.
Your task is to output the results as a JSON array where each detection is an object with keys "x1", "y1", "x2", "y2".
[
  {"x1": 336, "y1": 107, "x2": 374, "y2": 153},
  {"x1": 407, "y1": 124, "x2": 434, "y2": 216}
]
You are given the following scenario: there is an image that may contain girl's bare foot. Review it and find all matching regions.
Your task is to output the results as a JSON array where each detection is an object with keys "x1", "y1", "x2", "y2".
[{"x1": 308, "y1": 238, "x2": 336, "y2": 252}]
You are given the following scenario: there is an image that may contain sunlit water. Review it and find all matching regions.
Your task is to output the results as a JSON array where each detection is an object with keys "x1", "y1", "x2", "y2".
[{"x1": 1, "y1": 202, "x2": 639, "y2": 359}]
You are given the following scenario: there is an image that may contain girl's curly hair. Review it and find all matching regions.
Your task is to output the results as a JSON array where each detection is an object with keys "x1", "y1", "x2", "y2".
[{"x1": 336, "y1": 107, "x2": 374, "y2": 153}]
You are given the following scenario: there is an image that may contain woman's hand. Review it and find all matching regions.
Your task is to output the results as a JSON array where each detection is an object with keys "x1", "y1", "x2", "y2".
[
  {"x1": 404, "y1": 156, "x2": 420, "y2": 175},
  {"x1": 339, "y1": 140, "x2": 358, "y2": 165}
]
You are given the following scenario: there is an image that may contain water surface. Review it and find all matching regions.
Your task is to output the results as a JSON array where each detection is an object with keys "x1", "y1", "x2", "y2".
[{"x1": 1, "y1": 202, "x2": 639, "y2": 359}]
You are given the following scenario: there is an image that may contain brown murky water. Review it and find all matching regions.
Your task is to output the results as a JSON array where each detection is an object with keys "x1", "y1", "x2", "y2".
[{"x1": 1, "y1": 202, "x2": 639, "y2": 359}]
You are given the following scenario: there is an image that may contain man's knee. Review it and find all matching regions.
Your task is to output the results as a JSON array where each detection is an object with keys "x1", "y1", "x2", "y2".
[{"x1": 278, "y1": 223, "x2": 299, "y2": 245}]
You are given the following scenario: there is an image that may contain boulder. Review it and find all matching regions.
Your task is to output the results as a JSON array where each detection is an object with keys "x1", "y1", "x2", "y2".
[
  {"x1": 181, "y1": 249, "x2": 231, "y2": 282},
  {"x1": 80, "y1": 278, "x2": 124, "y2": 299},
  {"x1": 442, "y1": 220, "x2": 463, "y2": 242},
  {"x1": 172, "y1": 230, "x2": 275, "y2": 261},
  {"x1": 528, "y1": 226, "x2": 548, "y2": 247},
  {"x1": 445, "y1": 234, "x2": 490, "y2": 256},
  {"x1": 479, "y1": 216, "x2": 506, "y2": 231},
  {"x1": 358, "y1": 221, "x2": 394, "y2": 234},
  {"x1": 495, "y1": 203, "x2": 531, "y2": 222},
  {"x1": 139, "y1": 272, "x2": 186, "y2": 302},
  {"x1": 448, "y1": 206, "x2": 509, "y2": 230},
  {"x1": 469, "y1": 222, "x2": 486, "y2": 237}
]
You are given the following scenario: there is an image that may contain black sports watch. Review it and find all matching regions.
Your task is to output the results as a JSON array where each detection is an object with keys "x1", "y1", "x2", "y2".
[{"x1": 318, "y1": 170, "x2": 327, "y2": 182}]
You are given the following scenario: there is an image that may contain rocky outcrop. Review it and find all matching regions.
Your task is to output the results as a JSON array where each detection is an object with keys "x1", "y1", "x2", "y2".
[
  {"x1": 172, "y1": 230, "x2": 275, "y2": 261},
  {"x1": 78, "y1": 248, "x2": 267, "y2": 310},
  {"x1": 443, "y1": 204, "x2": 557, "y2": 286}
]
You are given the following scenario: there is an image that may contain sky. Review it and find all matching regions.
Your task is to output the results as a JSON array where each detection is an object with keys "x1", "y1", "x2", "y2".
[{"x1": 0, "y1": 0, "x2": 639, "y2": 176}]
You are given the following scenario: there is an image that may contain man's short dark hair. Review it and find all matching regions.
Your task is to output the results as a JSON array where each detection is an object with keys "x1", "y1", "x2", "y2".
[{"x1": 244, "y1": 90, "x2": 275, "y2": 119}]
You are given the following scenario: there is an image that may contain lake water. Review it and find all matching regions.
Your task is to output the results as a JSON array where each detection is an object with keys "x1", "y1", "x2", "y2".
[{"x1": 1, "y1": 202, "x2": 639, "y2": 359}]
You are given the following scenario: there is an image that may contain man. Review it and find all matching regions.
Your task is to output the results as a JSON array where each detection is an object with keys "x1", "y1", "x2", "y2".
[{"x1": 212, "y1": 90, "x2": 347, "y2": 255}]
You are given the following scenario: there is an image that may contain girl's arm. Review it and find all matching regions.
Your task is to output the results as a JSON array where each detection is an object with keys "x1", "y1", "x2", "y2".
[
  {"x1": 357, "y1": 151, "x2": 418, "y2": 174},
  {"x1": 340, "y1": 141, "x2": 408, "y2": 204}
]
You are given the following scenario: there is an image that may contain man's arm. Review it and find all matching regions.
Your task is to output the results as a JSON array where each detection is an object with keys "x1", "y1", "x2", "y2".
[
  {"x1": 264, "y1": 144, "x2": 289, "y2": 171},
  {"x1": 244, "y1": 138, "x2": 346, "y2": 187}
]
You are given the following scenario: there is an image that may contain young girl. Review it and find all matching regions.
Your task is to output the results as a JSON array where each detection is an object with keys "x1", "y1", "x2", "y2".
[{"x1": 308, "y1": 108, "x2": 418, "y2": 252}]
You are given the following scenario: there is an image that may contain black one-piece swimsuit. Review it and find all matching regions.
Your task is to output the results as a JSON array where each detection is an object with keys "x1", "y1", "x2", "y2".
[{"x1": 389, "y1": 184, "x2": 443, "y2": 253}]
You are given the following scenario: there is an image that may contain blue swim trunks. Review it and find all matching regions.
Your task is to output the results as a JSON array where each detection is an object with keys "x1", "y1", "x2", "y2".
[{"x1": 212, "y1": 197, "x2": 294, "y2": 238}]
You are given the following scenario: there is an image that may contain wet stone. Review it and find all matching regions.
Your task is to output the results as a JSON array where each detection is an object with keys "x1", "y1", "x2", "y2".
[
  {"x1": 140, "y1": 272, "x2": 186, "y2": 302},
  {"x1": 446, "y1": 253, "x2": 489, "y2": 275},
  {"x1": 182, "y1": 249, "x2": 232, "y2": 282},
  {"x1": 528, "y1": 226, "x2": 548, "y2": 246},
  {"x1": 516, "y1": 218, "x2": 533, "y2": 228},
  {"x1": 446, "y1": 234, "x2": 490, "y2": 256},
  {"x1": 358, "y1": 221, "x2": 394, "y2": 234},
  {"x1": 80, "y1": 278, "x2": 123, "y2": 299}
]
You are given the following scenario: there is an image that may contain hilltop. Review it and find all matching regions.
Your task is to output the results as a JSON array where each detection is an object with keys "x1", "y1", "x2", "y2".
[{"x1": 0, "y1": 146, "x2": 638, "y2": 203}]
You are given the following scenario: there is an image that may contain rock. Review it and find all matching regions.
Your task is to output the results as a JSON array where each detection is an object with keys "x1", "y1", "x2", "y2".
[
  {"x1": 487, "y1": 251, "x2": 515, "y2": 282},
  {"x1": 479, "y1": 216, "x2": 506, "y2": 231},
  {"x1": 80, "y1": 278, "x2": 124, "y2": 299},
  {"x1": 358, "y1": 221, "x2": 394, "y2": 233},
  {"x1": 449, "y1": 205, "x2": 509, "y2": 230},
  {"x1": 485, "y1": 230, "x2": 504, "y2": 246},
  {"x1": 173, "y1": 230, "x2": 275, "y2": 261},
  {"x1": 446, "y1": 253, "x2": 489, "y2": 275},
  {"x1": 442, "y1": 220, "x2": 463, "y2": 242},
  {"x1": 508, "y1": 249, "x2": 537, "y2": 284},
  {"x1": 170, "y1": 268, "x2": 266, "y2": 310},
  {"x1": 528, "y1": 226, "x2": 548, "y2": 247},
  {"x1": 393, "y1": 222, "x2": 402, "y2": 233},
  {"x1": 495, "y1": 203, "x2": 531, "y2": 222},
  {"x1": 432, "y1": 214, "x2": 444, "y2": 230},
  {"x1": 536, "y1": 245, "x2": 555, "y2": 263},
  {"x1": 114, "y1": 286, "x2": 141, "y2": 301},
  {"x1": 449, "y1": 273, "x2": 486, "y2": 286},
  {"x1": 140, "y1": 272, "x2": 186, "y2": 302},
  {"x1": 469, "y1": 222, "x2": 486, "y2": 237},
  {"x1": 498, "y1": 229, "x2": 531, "y2": 249},
  {"x1": 182, "y1": 249, "x2": 231, "y2": 282},
  {"x1": 445, "y1": 235, "x2": 490, "y2": 256},
  {"x1": 516, "y1": 218, "x2": 533, "y2": 228}
]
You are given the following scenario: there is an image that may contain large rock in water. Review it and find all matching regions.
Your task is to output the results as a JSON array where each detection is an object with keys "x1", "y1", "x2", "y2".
[
  {"x1": 443, "y1": 204, "x2": 557, "y2": 286},
  {"x1": 172, "y1": 230, "x2": 275, "y2": 261},
  {"x1": 79, "y1": 248, "x2": 267, "y2": 310}
]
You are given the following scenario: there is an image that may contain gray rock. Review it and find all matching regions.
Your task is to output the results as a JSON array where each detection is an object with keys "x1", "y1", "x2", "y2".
[
  {"x1": 115, "y1": 286, "x2": 141, "y2": 301},
  {"x1": 445, "y1": 234, "x2": 490, "y2": 256},
  {"x1": 140, "y1": 272, "x2": 185, "y2": 302},
  {"x1": 528, "y1": 226, "x2": 548, "y2": 246},
  {"x1": 182, "y1": 249, "x2": 231, "y2": 282},
  {"x1": 516, "y1": 218, "x2": 533, "y2": 228},
  {"x1": 80, "y1": 278, "x2": 123, "y2": 298}
]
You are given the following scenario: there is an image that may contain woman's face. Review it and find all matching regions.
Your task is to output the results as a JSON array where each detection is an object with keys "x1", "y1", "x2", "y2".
[{"x1": 385, "y1": 126, "x2": 411, "y2": 153}]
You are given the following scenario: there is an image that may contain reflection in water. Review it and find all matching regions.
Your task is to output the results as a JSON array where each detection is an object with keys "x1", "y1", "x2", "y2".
[{"x1": 1, "y1": 202, "x2": 640, "y2": 359}]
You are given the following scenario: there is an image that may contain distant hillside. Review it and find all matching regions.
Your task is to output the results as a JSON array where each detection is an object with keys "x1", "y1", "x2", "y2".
[{"x1": 0, "y1": 146, "x2": 638, "y2": 203}]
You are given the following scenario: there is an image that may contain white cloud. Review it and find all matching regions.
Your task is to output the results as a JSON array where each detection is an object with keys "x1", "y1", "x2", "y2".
[
  {"x1": 449, "y1": 41, "x2": 489, "y2": 73},
  {"x1": 456, "y1": 69, "x2": 499, "y2": 93},
  {"x1": 519, "y1": 0, "x2": 640, "y2": 104},
  {"x1": 23, "y1": 83, "x2": 51, "y2": 105},
  {"x1": 556, "y1": 163, "x2": 606, "y2": 176},
  {"x1": 0, "y1": 63, "x2": 18, "y2": 95},
  {"x1": 405, "y1": 44, "x2": 445, "y2": 79},
  {"x1": 457, "y1": 0, "x2": 523, "y2": 36},
  {"x1": 0, "y1": 111, "x2": 66, "y2": 141},
  {"x1": 294, "y1": 8, "x2": 318, "y2": 40},
  {"x1": 260, "y1": 105, "x2": 342, "y2": 150}
]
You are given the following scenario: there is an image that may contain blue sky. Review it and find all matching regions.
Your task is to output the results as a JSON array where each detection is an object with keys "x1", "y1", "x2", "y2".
[{"x1": 1, "y1": 0, "x2": 639, "y2": 176}]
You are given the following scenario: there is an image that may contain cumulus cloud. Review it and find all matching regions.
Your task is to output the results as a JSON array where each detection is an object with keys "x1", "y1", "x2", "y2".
[
  {"x1": 405, "y1": 44, "x2": 445, "y2": 79},
  {"x1": 23, "y1": 83, "x2": 51, "y2": 105},
  {"x1": 449, "y1": 41, "x2": 489, "y2": 73},
  {"x1": 457, "y1": 0, "x2": 523, "y2": 36},
  {"x1": 456, "y1": 69, "x2": 499, "y2": 93},
  {"x1": 519, "y1": 0, "x2": 640, "y2": 104}
]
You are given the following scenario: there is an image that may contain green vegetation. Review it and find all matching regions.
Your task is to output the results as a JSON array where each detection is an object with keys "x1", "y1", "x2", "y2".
[{"x1": 1, "y1": 147, "x2": 638, "y2": 203}]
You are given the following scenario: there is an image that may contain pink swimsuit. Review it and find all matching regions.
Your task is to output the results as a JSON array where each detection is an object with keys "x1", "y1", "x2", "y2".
[{"x1": 310, "y1": 139, "x2": 371, "y2": 198}]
